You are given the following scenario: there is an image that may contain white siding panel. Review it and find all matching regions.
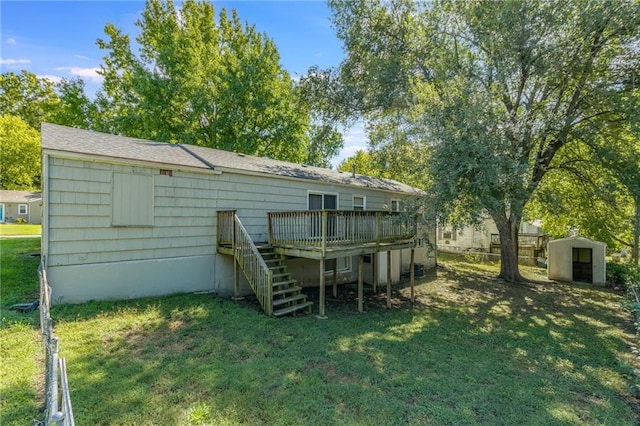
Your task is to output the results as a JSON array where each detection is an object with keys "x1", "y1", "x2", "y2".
[
  {"x1": 46, "y1": 153, "x2": 417, "y2": 280},
  {"x1": 46, "y1": 157, "x2": 217, "y2": 266}
]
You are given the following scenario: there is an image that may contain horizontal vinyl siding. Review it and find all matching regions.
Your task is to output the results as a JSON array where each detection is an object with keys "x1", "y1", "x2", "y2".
[
  {"x1": 46, "y1": 155, "x2": 416, "y2": 266},
  {"x1": 47, "y1": 157, "x2": 217, "y2": 266}
]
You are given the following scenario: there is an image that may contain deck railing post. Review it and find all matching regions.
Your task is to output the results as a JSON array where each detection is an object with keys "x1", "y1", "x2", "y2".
[
  {"x1": 319, "y1": 258, "x2": 326, "y2": 318},
  {"x1": 321, "y1": 210, "x2": 327, "y2": 257},
  {"x1": 266, "y1": 269, "x2": 273, "y2": 316}
]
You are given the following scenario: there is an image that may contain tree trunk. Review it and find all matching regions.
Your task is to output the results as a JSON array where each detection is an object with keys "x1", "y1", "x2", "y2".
[
  {"x1": 633, "y1": 200, "x2": 639, "y2": 266},
  {"x1": 494, "y1": 215, "x2": 525, "y2": 283}
]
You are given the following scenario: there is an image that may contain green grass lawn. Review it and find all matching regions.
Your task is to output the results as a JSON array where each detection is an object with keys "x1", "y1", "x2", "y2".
[
  {"x1": 0, "y1": 224, "x2": 42, "y2": 236},
  {"x1": 0, "y1": 238, "x2": 43, "y2": 424},
  {"x1": 2, "y1": 242, "x2": 640, "y2": 424}
]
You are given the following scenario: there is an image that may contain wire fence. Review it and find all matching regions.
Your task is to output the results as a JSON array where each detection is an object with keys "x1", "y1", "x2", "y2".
[{"x1": 39, "y1": 261, "x2": 75, "y2": 426}]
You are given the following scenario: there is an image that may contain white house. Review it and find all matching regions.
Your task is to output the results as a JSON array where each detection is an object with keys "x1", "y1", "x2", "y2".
[
  {"x1": 437, "y1": 218, "x2": 548, "y2": 265},
  {"x1": 547, "y1": 236, "x2": 606, "y2": 284},
  {"x1": 41, "y1": 124, "x2": 435, "y2": 316}
]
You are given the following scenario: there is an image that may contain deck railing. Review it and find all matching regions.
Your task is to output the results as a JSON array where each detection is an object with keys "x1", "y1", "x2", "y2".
[
  {"x1": 490, "y1": 233, "x2": 548, "y2": 249},
  {"x1": 223, "y1": 212, "x2": 273, "y2": 315},
  {"x1": 217, "y1": 210, "x2": 235, "y2": 247},
  {"x1": 268, "y1": 210, "x2": 416, "y2": 254}
]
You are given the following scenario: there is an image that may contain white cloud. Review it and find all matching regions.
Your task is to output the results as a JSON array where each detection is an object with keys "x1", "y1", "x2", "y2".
[
  {"x1": 56, "y1": 66, "x2": 103, "y2": 82},
  {"x1": 330, "y1": 121, "x2": 368, "y2": 168},
  {"x1": 0, "y1": 58, "x2": 31, "y2": 65},
  {"x1": 73, "y1": 54, "x2": 89, "y2": 60},
  {"x1": 6, "y1": 38, "x2": 16, "y2": 45},
  {"x1": 38, "y1": 75, "x2": 63, "y2": 84}
]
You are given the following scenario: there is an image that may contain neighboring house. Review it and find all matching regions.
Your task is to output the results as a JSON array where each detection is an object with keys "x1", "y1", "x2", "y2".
[
  {"x1": 0, "y1": 190, "x2": 42, "y2": 224},
  {"x1": 547, "y1": 236, "x2": 606, "y2": 285},
  {"x1": 41, "y1": 124, "x2": 436, "y2": 316},
  {"x1": 437, "y1": 218, "x2": 548, "y2": 265}
]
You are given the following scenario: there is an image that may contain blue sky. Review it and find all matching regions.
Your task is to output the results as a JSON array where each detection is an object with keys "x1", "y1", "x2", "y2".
[{"x1": 0, "y1": 0, "x2": 366, "y2": 165}]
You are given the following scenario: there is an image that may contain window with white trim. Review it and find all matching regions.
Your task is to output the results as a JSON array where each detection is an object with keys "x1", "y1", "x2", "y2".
[
  {"x1": 112, "y1": 172, "x2": 154, "y2": 226},
  {"x1": 18, "y1": 204, "x2": 28, "y2": 215},
  {"x1": 390, "y1": 199, "x2": 400, "y2": 212},
  {"x1": 353, "y1": 196, "x2": 365, "y2": 211},
  {"x1": 308, "y1": 191, "x2": 350, "y2": 272}
]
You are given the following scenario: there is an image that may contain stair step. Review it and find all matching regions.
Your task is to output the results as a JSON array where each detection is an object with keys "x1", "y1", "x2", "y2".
[
  {"x1": 272, "y1": 279, "x2": 297, "y2": 288},
  {"x1": 273, "y1": 301, "x2": 314, "y2": 317},
  {"x1": 273, "y1": 286, "x2": 302, "y2": 297},
  {"x1": 264, "y1": 258, "x2": 281, "y2": 264},
  {"x1": 272, "y1": 272, "x2": 291, "y2": 280},
  {"x1": 269, "y1": 265, "x2": 286, "y2": 270},
  {"x1": 273, "y1": 294, "x2": 307, "y2": 307}
]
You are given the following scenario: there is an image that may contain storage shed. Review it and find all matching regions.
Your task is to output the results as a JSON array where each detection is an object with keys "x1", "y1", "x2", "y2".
[{"x1": 547, "y1": 236, "x2": 606, "y2": 284}]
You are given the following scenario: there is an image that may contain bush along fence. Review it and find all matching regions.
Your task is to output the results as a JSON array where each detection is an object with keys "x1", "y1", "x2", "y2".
[
  {"x1": 608, "y1": 262, "x2": 640, "y2": 333},
  {"x1": 39, "y1": 262, "x2": 75, "y2": 426}
]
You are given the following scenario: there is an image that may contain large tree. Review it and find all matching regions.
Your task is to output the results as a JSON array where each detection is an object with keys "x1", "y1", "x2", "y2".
[
  {"x1": 0, "y1": 115, "x2": 41, "y2": 190},
  {"x1": 527, "y1": 141, "x2": 634, "y2": 251},
  {"x1": 323, "y1": 0, "x2": 640, "y2": 282},
  {"x1": 95, "y1": 0, "x2": 310, "y2": 162},
  {"x1": 0, "y1": 71, "x2": 59, "y2": 130}
]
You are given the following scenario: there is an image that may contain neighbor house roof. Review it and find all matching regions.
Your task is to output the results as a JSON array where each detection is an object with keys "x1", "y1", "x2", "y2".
[
  {"x1": 41, "y1": 123, "x2": 422, "y2": 194},
  {"x1": 0, "y1": 190, "x2": 42, "y2": 203}
]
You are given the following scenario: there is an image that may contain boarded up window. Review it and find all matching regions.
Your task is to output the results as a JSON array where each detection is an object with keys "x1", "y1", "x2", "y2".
[{"x1": 112, "y1": 173, "x2": 154, "y2": 226}]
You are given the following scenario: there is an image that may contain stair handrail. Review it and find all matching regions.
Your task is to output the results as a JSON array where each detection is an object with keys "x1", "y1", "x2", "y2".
[{"x1": 233, "y1": 214, "x2": 273, "y2": 315}]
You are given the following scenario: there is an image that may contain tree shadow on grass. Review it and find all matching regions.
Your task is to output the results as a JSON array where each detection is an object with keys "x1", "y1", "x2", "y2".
[{"x1": 44, "y1": 264, "x2": 640, "y2": 425}]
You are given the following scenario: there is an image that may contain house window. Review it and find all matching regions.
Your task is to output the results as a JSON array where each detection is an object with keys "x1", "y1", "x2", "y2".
[
  {"x1": 390, "y1": 199, "x2": 400, "y2": 212},
  {"x1": 112, "y1": 172, "x2": 154, "y2": 226},
  {"x1": 308, "y1": 192, "x2": 337, "y2": 210},
  {"x1": 439, "y1": 223, "x2": 457, "y2": 241},
  {"x1": 324, "y1": 257, "x2": 351, "y2": 273},
  {"x1": 353, "y1": 196, "x2": 365, "y2": 211},
  {"x1": 308, "y1": 191, "x2": 350, "y2": 272},
  {"x1": 18, "y1": 204, "x2": 28, "y2": 215},
  {"x1": 308, "y1": 191, "x2": 338, "y2": 237}
]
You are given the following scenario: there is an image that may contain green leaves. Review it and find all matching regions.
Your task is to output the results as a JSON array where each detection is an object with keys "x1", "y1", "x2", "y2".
[
  {"x1": 0, "y1": 115, "x2": 41, "y2": 190},
  {"x1": 0, "y1": 71, "x2": 59, "y2": 130},
  {"x1": 327, "y1": 0, "x2": 640, "y2": 280},
  {"x1": 95, "y1": 0, "x2": 310, "y2": 162}
]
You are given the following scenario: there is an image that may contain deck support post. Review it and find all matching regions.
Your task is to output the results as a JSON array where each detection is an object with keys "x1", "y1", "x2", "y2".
[
  {"x1": 233, "y1": 218, "x2": 239, "y2": 298},
  {"x1": 319, "y1": 258, "x2": 326, "y2": 318},
  {"x1": 332, "y1": 259, "x2": 338, "y2": 298},
  {"x1": 372, "y1": 252, "x2": 378, "y2": 293},
  {"x1": 234, "y1": 252, "x2": 239, "y2": 298},
  {"x1": 358, "y1": 255, "x2": 364, "y2": 313},
  {"x1": 410, "y1": 248, "x2": 415, "y2": 302},
  {"x1": 386, "y1": 250, "x2": 392, "y2": 309}
]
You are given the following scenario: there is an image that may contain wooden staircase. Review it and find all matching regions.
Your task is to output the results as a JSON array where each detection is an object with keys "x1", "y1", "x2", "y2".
[{"x1": 257, "y1": 246, "x2": 313, "y2": 317}]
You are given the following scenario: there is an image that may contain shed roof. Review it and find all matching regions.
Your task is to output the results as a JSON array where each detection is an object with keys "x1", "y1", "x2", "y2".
[
  {"x1": 0, "y1": 190, "x2": 42, "y2": 203},
  {"x1": 548, "y1": 236, "x2": 607, "y2": 247},
  {"x1": 41, "y1": 123, "x2": 422, "y2": 194}
]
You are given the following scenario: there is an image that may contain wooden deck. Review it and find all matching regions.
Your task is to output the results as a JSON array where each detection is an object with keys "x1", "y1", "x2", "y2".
[
  {"x1": 268, "y1": 210, "x2": 416, "y2": 258},
  {"x1": 217, "y1": 210, "x2": 418, "y2": 317}
]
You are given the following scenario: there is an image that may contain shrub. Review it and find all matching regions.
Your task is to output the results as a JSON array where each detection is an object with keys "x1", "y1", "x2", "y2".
[
  {"x1": 607, "y1": 262, "x2": 640, "y2": 290},
  {"x1": 610, "y1": 262, "x2": 640, "y2": 335},
  {"x1": 14, "y1": 217, "x2": 27, "y2": 224}
]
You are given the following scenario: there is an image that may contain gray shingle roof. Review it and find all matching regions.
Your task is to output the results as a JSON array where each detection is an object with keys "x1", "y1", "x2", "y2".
[
  {"x1": 41, "y1": 124, "x2": 208, "y2": 170},
  {"x1": 0, "y1": 190, "x2": 41, "y2": 203},
  {"x1": 41, "y1": 123, "x2": 422, "y2": 194}
]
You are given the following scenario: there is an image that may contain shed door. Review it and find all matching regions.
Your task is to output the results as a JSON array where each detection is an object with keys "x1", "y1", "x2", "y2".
[{"x1": 572, "y1": 247, "x2": 593, "y2": 283}]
